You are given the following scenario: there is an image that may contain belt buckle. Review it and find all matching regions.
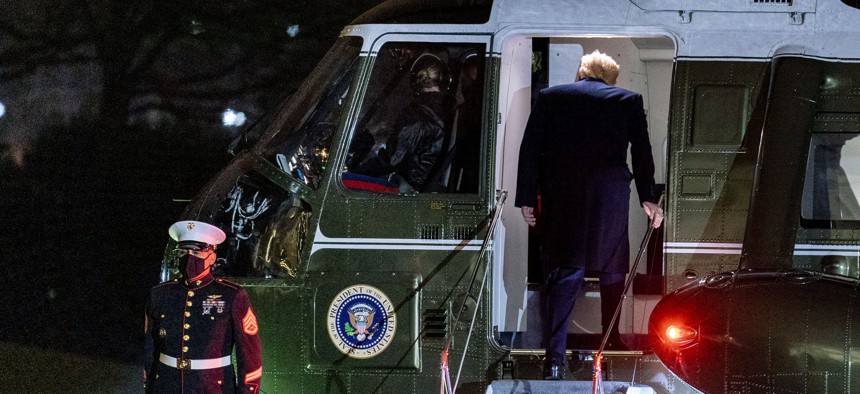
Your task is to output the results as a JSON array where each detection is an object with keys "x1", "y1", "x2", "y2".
[{"x1": 177, "y1": 358, "x2": 191, "y2": 370}]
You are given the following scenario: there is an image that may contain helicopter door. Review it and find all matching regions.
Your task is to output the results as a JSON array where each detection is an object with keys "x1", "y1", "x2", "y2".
[{"x1": 495, "y1": 35, "x2": 673, "y2": 350}]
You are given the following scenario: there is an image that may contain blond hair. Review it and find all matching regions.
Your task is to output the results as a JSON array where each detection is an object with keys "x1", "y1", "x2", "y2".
[{"x1": 578, "y1": 50, "x2": 619, "y2": 85}]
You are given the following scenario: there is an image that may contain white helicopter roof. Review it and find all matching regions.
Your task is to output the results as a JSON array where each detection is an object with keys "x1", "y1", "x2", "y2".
[{"x1": 344, "y1": 0, "x2": 860, "y2": 61}]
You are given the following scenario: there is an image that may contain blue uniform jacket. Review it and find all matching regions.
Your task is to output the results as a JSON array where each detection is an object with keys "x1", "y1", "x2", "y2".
[
  {"x1": 515, "y1": 77, "x2": 656, "y2": 273},
  {"x1": 144, "y1": 274, "x2": 262, "y2": 393}
]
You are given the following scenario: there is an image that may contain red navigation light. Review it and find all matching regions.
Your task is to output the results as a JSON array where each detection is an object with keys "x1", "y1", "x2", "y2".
[{"x1": 665, "y1": 324, "x2": 698, "y2": 347}]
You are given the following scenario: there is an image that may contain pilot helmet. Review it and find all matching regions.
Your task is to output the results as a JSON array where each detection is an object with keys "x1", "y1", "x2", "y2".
[
  {"x1": 168, "y1": 220, "x2": 226, "y2": 250},
  {"x1": 410, "y1": 53, "x2": 451, "y2": 93}
]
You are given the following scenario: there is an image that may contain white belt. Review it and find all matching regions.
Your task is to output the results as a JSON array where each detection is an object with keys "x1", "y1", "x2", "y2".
[{"x1": 159, "y1": 353, "x2": 231, "y2": 370}]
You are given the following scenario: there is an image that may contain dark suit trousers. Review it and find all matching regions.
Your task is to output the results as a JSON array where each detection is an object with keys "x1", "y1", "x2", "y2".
[
  {"x1": 598, "y1": 272, "x2": 625, "y2": 340},
  {"x1": 543, "y1": 266, "x2": 585, "y2": 362},
  {"x1": 543, "y1": 268, "x2": 626, "y2": 363}
]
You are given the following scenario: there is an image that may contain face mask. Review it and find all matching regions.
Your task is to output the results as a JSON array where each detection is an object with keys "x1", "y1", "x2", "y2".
[{"x1": 179, "y1": 254, "x2": 209, "y2": 279}]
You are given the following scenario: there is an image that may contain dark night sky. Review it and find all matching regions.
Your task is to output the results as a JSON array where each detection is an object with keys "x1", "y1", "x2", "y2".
[{"x1": 0, "y1": 1, "x2": 381, "y2": 390}]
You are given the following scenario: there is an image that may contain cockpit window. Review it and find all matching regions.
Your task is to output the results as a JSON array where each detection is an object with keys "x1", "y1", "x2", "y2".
[
  {"x1": 168, "y1": 37, "x2": 363, "y2": 280},
  {"x1": 801, "y1": 133, "x2": 860, "y2": 223},
  {"x1": 259, "y1": 36, "x2": 363, "y2": 189},
  {"x1": 164, "y1": 160, "x2": 311, "y2": 279},
  {"x1": 341, "y1": 41, "x2": 486, "y2": 194}
]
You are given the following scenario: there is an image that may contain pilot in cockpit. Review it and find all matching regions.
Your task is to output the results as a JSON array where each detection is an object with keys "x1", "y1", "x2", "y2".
[{"x1": 346, "y1": 53, "x2": 452, "y2": 193}]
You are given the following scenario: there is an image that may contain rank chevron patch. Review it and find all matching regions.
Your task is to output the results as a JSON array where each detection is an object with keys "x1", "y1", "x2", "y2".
[{"x1": 242, "y1": 307, "x2": 259, "y2": 335}]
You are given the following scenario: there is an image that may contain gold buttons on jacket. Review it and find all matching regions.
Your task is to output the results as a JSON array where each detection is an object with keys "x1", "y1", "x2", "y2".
[
  {"x1": 188, "y1": 291, "x2": 195, "y2": 297},
  {"x1": 182, "y1": 346, "x2": 188, "y2": 353},
  {"x1": 183, "y1": 335, "x2": 190, "y2": 341},
  {"x1": 185, "y1": 312, "x2": 191, "y2": 317},
  {"x1": 184, "y1": 323, "x2": 190, "y2": 329},
  {"x1": 186, "y1": 301, "x2": 192, "y2": 307}
]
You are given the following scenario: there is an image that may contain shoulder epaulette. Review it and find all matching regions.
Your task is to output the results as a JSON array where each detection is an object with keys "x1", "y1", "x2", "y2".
[{"x1": 215, "y1": 278, "x2": 242, "y2": 290}]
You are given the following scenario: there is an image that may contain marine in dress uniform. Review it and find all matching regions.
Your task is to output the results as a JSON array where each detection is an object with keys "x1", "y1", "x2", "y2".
[
  {"x1": 144, "y1": 220, "x2": 263, "y2": 393},
  {"x1": 515, "y1": 50, "x2": 663, "y2": 379}
]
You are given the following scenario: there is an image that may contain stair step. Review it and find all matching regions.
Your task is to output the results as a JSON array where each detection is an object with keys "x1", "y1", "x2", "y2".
[{"x1": 487, "y1": 380, "x2": 655, "y2": 394}]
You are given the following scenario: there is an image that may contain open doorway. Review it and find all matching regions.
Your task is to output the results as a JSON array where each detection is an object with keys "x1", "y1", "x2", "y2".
[{"x1": 493, "y1": 35, "x2": 674, "y2": 351}]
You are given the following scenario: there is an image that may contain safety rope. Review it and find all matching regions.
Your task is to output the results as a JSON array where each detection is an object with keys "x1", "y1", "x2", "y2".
[
  {"x1": 592, "y1": 192, "x2": 665, "y2": 394},
  {"x1": 440, "y1": 190, "x2": 508, "y2": 394}
]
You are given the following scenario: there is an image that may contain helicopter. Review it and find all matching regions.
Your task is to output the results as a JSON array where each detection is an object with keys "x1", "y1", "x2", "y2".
[{"x1": 165, "y1": 0, "x2": 860, "y2": 392}]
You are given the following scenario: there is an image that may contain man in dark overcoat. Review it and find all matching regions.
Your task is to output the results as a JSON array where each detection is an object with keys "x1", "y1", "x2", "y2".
[{"x1": 515, "y1": 50, "x2": 663, "y2": 379}]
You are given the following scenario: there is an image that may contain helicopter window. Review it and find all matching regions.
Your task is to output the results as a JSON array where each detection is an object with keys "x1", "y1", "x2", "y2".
[
  {"x1": 260, "y1": 36, "x2": 363, "y2": 189},
  {"x1": 342, "y1": 41, "x2": 486, "y2": 194},
  {"x1": 800, "y1": 132, "x2": 860, "y2": 223},
  {"x1": 690, "y1": 85, "x2": 749, "y2": 148},
  {"x1": 164, "y1": 168, "x2": 311, "y2": 279},
  {"x1": 796, "y1": 132, "x2": 860, "y2": 278}
]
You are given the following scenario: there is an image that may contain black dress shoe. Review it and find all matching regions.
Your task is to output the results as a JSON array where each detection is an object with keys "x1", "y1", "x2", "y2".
[{"x1": 543, "y1": 358, "x2": 565, "y2": 380}]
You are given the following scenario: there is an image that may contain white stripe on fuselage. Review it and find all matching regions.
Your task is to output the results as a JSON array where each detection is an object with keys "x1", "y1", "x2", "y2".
[
  {"x1": 310, "y1": 226, "x2": 484, "y2": 254},
  {"x1": 664, "y1": 242, "x2": 860, "y2": 256},
  {"x1": 310, "y1": 231, "x2": 857, "y2": 257}
]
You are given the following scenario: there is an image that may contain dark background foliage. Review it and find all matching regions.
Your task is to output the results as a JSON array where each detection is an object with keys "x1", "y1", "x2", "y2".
[{"x1": 0, "y1": 1, "x2": 381, "y2": 390}]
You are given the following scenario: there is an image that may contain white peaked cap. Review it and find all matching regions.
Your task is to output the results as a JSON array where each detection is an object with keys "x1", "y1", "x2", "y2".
[{"x1": 168, "y1": 220, "x2": 226, "y2": 246}]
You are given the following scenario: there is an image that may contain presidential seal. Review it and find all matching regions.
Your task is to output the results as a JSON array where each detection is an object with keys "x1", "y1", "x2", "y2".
[{"x1": 327, "y1": 284, "x2": 396, "y2": 359}]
